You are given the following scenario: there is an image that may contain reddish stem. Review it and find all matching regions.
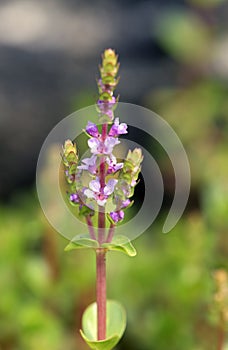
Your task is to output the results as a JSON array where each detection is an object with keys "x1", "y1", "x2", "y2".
[
  {"x1": 98, "y1": 123, "x2": 108, "y2": 244},
  {"x1": 106, "y1": 222, "x2": 115, "y2": 243},
  {"x1": 85, "y1": 215, "x2": 96, "y2": 240},
  {"x1": 98, "y1": 209, "x2": 106, "y2": 244},
  {"x1": 96, "y1": 249, "x2": 106, "y2": 340},
  {"x1": 96, "y1": 122, "x2": 108, "y2": 340},
  {"x1": 101, "y1": 123, "x2": 108, "y2": 141}
]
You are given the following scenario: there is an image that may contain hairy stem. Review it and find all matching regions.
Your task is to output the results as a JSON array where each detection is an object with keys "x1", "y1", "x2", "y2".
[{"x1": 96, "y1": 249, "x2": 107, "y2": 340}]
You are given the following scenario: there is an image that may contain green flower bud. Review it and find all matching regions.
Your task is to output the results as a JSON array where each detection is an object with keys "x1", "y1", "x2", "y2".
[
  {"x1": 62, "y1": 140, "x2": 78, "y2": 167},
  {"x1": 118, "y1": 148, "x2": 143, "y2": 199},
  {"x1": 126, "y1": 148, "x2": 143, "y2": 167}
]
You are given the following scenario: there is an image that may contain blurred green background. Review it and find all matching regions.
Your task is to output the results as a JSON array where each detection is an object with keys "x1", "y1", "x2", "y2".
[{"x1": 1, "y1": 0, "x2": 228, "y2": 349}]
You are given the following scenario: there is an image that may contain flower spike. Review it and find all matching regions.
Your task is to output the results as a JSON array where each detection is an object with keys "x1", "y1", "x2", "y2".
[{"x1": 62, "y1": 49, "x2": 143, "y2": 348}]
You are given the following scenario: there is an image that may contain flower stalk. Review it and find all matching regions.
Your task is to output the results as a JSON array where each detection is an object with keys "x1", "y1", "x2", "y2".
[
  {"x1": 62, "y1": 48, "x2": 143, "y2": 345},
  {"x1": 96, "y1": 249, "x2": 107, "y2": 340},
  {"x1": 96, "y1": 50, "x2": 119, "y2": 339}
]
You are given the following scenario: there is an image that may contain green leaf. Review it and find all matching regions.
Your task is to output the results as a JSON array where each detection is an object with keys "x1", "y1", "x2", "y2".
[
  {"x1": 64, "y1": 234, "x2": 98, "y2": 251},
  {"x1": 102, "y1": 235, "x2": 137, "y2": 257},
  {"x1": 80, "y1": 300, "x2": 126, "y2": 350}
]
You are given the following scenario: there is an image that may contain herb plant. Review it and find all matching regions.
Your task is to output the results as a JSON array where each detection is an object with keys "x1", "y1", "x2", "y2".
[{"x1": 62, "y1": 49, "x2": 143, "y2": 350}]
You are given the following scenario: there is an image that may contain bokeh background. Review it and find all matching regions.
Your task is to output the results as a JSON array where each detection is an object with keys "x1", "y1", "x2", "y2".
[{"x1": 1, "y1": 0, "x2": 228, "y2": 349}]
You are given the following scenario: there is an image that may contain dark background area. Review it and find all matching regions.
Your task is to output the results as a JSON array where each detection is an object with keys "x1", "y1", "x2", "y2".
[{"x1": 2, "y1": 0, "x2": 225, "y2": 199}]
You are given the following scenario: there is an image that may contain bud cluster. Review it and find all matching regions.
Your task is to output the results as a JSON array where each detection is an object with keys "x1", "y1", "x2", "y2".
[{"x1": 97, "y1": 49, "x2": 119, "y2": 122}]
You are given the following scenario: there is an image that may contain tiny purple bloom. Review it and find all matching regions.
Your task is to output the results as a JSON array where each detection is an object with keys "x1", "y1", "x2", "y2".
[
  {"x1": 103, "y1": 179, "x2": 118, "y2": 196},
  {"x1": 109, "y1": 118, "x2": 128, "y2": 137},
  {"x1": 88, "y1": 138, "x2": 101, "y2": 154},
  {"x1": 119, "y1": 210, "x2": 124, "y2": 220},
  {"x1": 103, "y1": 137, "x2": 120, "y2": 154},
  {"x1": 88, "y1": 137, "x2": 119, "y2": 155},
  {"x1": 110, "y1": 210, "x2": 125, "y2": 223},
  {"x1": 70, "y1": 193, "x2": 80, "y2": 203},
  {"x1": 84, "y1": 178, "x2": 117, "y2": 207},
  {"x1": 86, "y1": 121, "x2": 99, "y2": 138},
  {"x1": 77, "y1": 155, "x2": 97, "y2": 174},
  {"x1": 121, "y1": 199, "x2": 131, "y2": 208},
  {"x1": 89, "y1": 179, "x2": 101, "y2": 193},
  {"x1": 84, "y1": 179, "x2": 106, "y2": 206},
  {"x1": 106, "y1": 155, "x2": 123, "y2": 174}
]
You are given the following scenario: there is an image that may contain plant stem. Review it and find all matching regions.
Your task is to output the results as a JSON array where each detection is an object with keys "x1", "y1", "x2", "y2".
[
  {"x1": 96, "y1": 122, "x2": 108, "y2": 340},
  {"x1": 98, "y1": 123, "x2": 108, "y2": 245},
  {"x1": 96, "y1": 248, "x2": 107, "y2": 340},
  {"x1": 106, "y1": 222, "x2": 115, "y2": 243},
  {"x1": 85, "y1": 215, "x2": 96, "y2": 240},
  {"x1": 98, "y1": 209, "x2": 106, "y2": 244}
]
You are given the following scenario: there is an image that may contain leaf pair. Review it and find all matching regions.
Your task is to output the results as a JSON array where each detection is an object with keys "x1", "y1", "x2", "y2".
[
  {"x1": 80, "y1": 300, "x2": 126, "y2": 350},
  {"x1": 65, "y1": 234, "x2": 136, "y2": 257}
]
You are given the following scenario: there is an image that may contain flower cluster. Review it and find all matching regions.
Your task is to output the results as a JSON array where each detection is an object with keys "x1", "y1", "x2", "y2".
[
  {"x1": 62, "y1": 49, "x2": 143, "y2": 243},
  {"x1": 110, "y1": 148, "x2": 143, "y2": 223}
]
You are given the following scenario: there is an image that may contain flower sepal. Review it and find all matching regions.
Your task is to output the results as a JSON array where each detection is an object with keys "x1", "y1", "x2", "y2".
[{"x1": 62, "y1": 140, "x2": 78, "y2": 166}]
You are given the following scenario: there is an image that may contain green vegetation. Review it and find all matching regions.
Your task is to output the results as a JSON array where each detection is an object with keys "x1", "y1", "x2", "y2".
[{"x1": 0, "y1": 179, "x2": 227, "y2": 349}]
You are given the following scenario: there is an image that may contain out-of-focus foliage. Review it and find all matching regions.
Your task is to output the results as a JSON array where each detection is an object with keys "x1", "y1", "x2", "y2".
[
  {"x1": 155, "y1": 10, "x2": 211, "y2": 64},
  {"x1": 0, "y1": 194, "x2": 95, "y2": 350},
  {"x1": 187, "y1": 0, "x2": 227, "y2": 8},
  {"x1": 0, "y1": 188, "x2": 227, "y2": 349}
]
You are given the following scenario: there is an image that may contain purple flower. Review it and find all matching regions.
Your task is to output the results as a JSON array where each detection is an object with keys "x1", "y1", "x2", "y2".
[
  {"x1": 88, "y1": 137, "x2": 120, "y2": 155},
  {"x1": 103, "y1": 179, "x2": 118, "y2": 196},
  {"x1": 106, "y1": 154, "x2": 123, "y2": 174},
  {"x1": 109, "y1": 118, "x2": 128, "y2": 137},
  {"x1": 77, "y1": 155, "x2": 97, "y2": 174},
  {"x1": 84, "y1": 178, "x2": 118, "y2": 206},
  {"x1": 86, "y1": 121, "x2": 100, "y2": 138},
  {"x1": 121, "y1": 199, "x2": 131, "y2": 208},
  {"x1": 110, "y1": 210, "x2": 124, "y2": 223},
  {"x1": 87, "y1": 138, "x2": 100, "y2": 154},
  {"x1": 104, "y1": 137, "x2": 120, "y2": 154},
  {"x1": 70, "y1": 193, "x2": 80, "y2": 204}
]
